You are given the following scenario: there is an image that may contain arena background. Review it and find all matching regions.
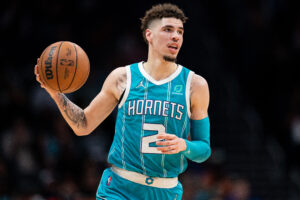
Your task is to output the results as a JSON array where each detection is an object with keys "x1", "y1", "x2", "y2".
[{"x1": 0, "y1": 0, "x2": 299, "y2": 199}]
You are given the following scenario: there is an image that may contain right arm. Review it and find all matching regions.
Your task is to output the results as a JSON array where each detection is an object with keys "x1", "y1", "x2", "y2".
[{"x1": 34, "y1": 64, "x2": 127, "y2": 136}]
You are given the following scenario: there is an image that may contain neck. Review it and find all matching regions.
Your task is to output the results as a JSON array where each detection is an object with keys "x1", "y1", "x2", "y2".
[{"x1": 143, "y1": 53, "x2": 178, "y2": 81}]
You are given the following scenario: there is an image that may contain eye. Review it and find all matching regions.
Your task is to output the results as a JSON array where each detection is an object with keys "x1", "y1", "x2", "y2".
[
  {"x1": 164, "y1": 27, "x2": 172, "y2": 32},
  {"x1": 177, "y1": 30, "x2": 184, "y2": 35}
]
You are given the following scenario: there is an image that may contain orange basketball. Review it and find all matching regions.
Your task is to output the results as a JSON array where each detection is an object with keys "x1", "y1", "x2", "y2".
[{"x1": 38, "y1": 41, "x2": 90, "y2": 93}]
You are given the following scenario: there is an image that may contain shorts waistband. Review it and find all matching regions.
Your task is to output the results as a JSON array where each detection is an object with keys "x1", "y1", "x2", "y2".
[{"x1": 111, "y1": 166, "x2": 178, "y2": 188}]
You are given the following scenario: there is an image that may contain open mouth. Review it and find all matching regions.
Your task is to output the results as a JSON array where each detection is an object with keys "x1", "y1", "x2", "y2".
[
  {"x1": 168, "y1": 44, "x2": 178, "y2": 50},
  {"x1": 167, "y1": 44, "x2": 179, "y2": 54}
]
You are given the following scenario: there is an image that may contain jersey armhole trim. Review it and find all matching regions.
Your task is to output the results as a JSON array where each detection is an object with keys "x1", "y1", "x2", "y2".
[
  {"x1": 118, "y1": 65, "x2": 131, "y2": 108},
  {"x1": 186, "y1": 71, "x2": 194, "y2": 117}
]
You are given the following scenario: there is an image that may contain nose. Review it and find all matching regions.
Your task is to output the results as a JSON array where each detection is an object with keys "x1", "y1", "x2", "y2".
[{"x1": 171, "y1": 32, "x2": 180, "y2": 41}]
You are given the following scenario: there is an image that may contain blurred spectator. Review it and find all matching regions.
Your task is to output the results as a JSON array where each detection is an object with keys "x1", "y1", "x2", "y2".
[{"x1": 230, "y1": 178, "x2": 251, "y2": 200}]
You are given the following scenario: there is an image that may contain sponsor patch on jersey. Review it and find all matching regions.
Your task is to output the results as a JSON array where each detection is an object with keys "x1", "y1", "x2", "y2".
[{"x1": 172, "y1": 84, "x2": 183, "y2": 95}]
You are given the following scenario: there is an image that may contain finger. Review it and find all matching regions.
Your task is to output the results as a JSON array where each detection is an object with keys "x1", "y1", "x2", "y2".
[
  {"x1": 157, "y1": 146, "x2": 179, "y2": 154},
  {"x1": 162, "y1": 149, "x2": 179, "y2": 154},
  {"x1": 35, "y1": 73, "x2": 46, "y2": 88},
  {"x1": 156, "y1": 139, "x2": 177, "y2": 146},
  {"x1": 34, "y1": 65, "x2": 38, "y2": 75},
  {"x1": 36, "y1": 74, "x2": 42, "y2": 84},
  {"x1": 35, "y1": 65, "x2": 43, "y2": 81},
  {"x1": 157, "y1": 145, "x2": 177, "y2": 152},
  {"x1": 37, "y1": 58, "x2": 40, "y2": 63},
  {"x1": 157, "y1": 133, "x2": 176, "y2": 140},
  {"x1": 36, "y1": 74, "x2": 41, "y2": 82}
]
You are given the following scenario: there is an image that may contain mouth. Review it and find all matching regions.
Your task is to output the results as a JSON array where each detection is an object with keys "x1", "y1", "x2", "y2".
[{"x1": 167, "y1": 44, "x2": 179, "y2": 54}]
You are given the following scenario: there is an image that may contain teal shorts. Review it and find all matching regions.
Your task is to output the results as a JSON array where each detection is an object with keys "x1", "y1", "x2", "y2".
[{"x1": 96, "y1": 168, "x2": 183, "y2": 200}]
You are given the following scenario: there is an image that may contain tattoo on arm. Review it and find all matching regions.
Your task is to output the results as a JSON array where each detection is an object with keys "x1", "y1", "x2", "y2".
[
  {"x1": 57, "y1": 93, "x2": 87, "y2": 128},
  {"x1": 116, "y1": 70, "x2": 127, "y2": 98}
]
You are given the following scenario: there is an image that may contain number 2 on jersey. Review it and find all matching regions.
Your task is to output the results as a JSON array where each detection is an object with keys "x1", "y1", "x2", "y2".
[{"x1": 142, "y1": 123, "x2": 165, "y2": 154}]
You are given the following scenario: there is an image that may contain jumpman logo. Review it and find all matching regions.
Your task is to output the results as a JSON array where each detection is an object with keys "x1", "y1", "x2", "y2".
[{"x1": 136, "y1": 79, "x2": 146, "y2": 89}]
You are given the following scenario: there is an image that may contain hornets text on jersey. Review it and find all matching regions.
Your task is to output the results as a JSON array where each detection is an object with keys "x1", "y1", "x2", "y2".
[{"x1": 108, "y1": 62, "x2": 194, "y2": 178}]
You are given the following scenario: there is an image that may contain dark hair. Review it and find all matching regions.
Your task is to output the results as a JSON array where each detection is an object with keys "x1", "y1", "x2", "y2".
[{"x1": 140, "y1": 3, "x2": 188, "y2": 43}]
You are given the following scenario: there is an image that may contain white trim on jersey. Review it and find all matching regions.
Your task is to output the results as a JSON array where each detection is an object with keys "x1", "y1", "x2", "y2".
[
  {"x1": 118, "y1": 65, "x2": 131, "y2": 108},
  {"x1": 111, "y1": 165, "x2": 178, "y2": 188},
  {"x1": 186, "y1": 71, "x2": 194, "y2": 117},
  {"x1": 96, "y1": 193, "x2": 107, "y2": 200},
  {"x1": 140, "y1": 79, "x2": 149, "y2": 175},
  {"x1": 138, "y1": 62, "x2": 183, "y2": 85},
  {"x1": 161, "y1": 81, "x2": 172, "y2": 177},
  {"x1": 121, "y1": 105, "x2": 126, "y2": 169}
]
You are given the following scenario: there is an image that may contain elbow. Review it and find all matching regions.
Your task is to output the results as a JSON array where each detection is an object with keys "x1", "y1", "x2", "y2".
[
  {"x1": 73, "y1": 129, "x2": 91, "y2": 136},
  {"x1": 194, "y1": 146, "x2": 211, "y2": 163},
  {"x1": 202, "y1": 147, "x2": 211, "y2": 162},
  {"x1": 72, "y1": 121, "x2": 92, "y2": 136}
]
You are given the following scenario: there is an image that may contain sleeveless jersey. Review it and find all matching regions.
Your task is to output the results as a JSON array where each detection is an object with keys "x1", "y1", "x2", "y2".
[{"x1": 107, "y1": 62, "x2": 194, "y2": 178}]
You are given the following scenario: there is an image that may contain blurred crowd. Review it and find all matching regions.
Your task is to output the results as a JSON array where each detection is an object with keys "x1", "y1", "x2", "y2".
[{"x1": 0, "y1": 0, "x2": 299, "y2": 199}]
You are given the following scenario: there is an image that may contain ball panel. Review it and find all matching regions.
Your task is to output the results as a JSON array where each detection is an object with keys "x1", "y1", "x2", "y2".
[
  {"x1": 70, "y1": 43, "x2": 90, "y2": 92},
  {"x1": 57, "y1": 41, "x2": 78, "y2": 92},
  {"x1": 55, "y1": 42, "x2": 64, "y2": 92},
  {"x1": 40, "y1": 42, "x2": 61, "y2": 91}
]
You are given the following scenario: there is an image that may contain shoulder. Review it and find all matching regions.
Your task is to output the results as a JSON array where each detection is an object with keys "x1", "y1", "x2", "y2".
[
  {"x1": 190, "y1": 73, "x2": 209, "y2": 92},
  {"x1": 102, "y1": 66, "x2": 127, "y2": 101},
  {"x1": 190, "y1": 73, "x2": 210, "y2": 118},
  {"x1": 109, "y1": 66, "x2": 127, "y2": 78},
  {"x1": 105, "y1": 66, "x2": 127, "y2": 85}
]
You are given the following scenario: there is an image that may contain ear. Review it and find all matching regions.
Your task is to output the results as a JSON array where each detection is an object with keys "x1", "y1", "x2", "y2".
[{"x1": 145, "y1": 29, "x2": 152, "y2": 43}]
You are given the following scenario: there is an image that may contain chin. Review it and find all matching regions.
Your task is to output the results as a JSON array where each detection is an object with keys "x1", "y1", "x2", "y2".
[{"x1": 163, "y1": 55, "x2": 177, "y2": 63}]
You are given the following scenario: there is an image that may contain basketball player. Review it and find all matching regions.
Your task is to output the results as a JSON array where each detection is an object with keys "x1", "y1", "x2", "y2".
[{"x1": 34, "y1": 3, "x2": 211, "y2": 200}]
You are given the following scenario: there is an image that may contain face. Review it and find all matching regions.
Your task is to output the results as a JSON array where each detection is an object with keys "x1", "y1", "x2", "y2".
[{"x1": 146, "y1": 17, "x2": 184, "y2": 62}]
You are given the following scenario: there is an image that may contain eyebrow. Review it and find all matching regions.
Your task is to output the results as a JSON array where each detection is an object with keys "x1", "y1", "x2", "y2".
[{"x1": 163, "y1": 25, "x2": 184, "y2": 31}]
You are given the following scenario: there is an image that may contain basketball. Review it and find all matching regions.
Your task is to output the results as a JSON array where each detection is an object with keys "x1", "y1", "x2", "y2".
[{"x1": 37, "y1": 41, "x2": 90, "y2": 93}]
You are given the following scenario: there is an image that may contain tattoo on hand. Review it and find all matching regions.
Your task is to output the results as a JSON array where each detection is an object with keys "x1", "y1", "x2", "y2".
[{"x1": 58, "y1": 94, "x2": 87, "y2": 128}]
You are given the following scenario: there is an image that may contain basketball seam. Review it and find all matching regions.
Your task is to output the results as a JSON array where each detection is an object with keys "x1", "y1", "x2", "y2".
[
  {"x1": 72, "y1": 44, "x2": 90, "y2": 92},
  {"x1": 74, "y1": 59, "x2": 89, "y2": 91},
  {"x1": 40, "y1": 46, "x2": 57, "y2": 91},
  {"x1": 56, "y1": 41, "x2": 64, "y2": 92},
  {"x1": 64, "y1": 43, "x2": 78, "y2": 92}
]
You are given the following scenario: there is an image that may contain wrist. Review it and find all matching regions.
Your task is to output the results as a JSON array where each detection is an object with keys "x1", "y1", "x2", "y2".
[
  {"x1": 182, "y1": 139, "x2": 191, "y2": 154},
  {"x1": 49, "y1": 91, "x2": 61, "y2": 100},
  {"x1": 180, "y1": 138, "x2": 187, "y2": 152}
]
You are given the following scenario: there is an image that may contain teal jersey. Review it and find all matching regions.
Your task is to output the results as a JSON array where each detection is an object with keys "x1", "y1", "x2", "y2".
[{"x1": 108, "y1": 62, "x2": 194, "y2": 178}]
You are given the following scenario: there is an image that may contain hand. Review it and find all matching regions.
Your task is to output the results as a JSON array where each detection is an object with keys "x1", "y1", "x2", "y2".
[
  {"x1": 34, "y1": 58, "x2": 59, "y2": 97},
  {"x1": 156, "y1": 133, "x2": 187, "y2": 154}
]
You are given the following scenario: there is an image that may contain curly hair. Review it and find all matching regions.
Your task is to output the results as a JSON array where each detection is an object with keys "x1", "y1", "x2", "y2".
[{"x1": 140, "y1": 3, "x2": 188, "y2": 43}]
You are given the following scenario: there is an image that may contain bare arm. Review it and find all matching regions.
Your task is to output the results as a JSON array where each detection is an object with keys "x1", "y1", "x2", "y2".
[
  {"x1": 34, "y1": 64, "x2": 127, "y2": 136},
  {"x1": 82, "y1": 67, "x2": 127, "y2": 134},
  {"x1": 190, "y1": 74, "x2": 210, "y2": 120}
]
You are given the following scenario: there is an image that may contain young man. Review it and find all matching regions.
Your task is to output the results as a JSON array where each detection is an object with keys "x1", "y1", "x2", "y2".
[{"x1": 34, "y1": 3, "x2": 211, "y2": 200}]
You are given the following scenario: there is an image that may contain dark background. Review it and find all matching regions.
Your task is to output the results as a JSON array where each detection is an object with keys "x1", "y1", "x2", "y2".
[{"x1": 0, "y1": 0, "x2": 299, "y2": 199}]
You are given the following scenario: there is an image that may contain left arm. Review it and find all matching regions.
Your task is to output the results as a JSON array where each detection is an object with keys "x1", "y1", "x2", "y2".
[
  {"x1": 183, "y1": 74, "x2": 211, "y2": 162},
  {"x1": 156, "y1": 74, "x2": 211, "y2": 162}
]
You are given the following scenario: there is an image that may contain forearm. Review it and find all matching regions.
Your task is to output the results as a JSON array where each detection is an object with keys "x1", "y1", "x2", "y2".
[
  {"x1": 183, "y1": 140, "x2": 211, "y2": 163},
  {"x1": 51, "y1": 93, "x2": 88, "y2": 135},
  {"x1": 183, "y1": 117, "x2": 211, "y2": 163}
]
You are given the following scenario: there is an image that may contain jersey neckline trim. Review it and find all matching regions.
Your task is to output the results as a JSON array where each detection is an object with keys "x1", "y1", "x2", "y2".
[{"x1": 138, "y1": 62, "x2": 183, "y2": 85}]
